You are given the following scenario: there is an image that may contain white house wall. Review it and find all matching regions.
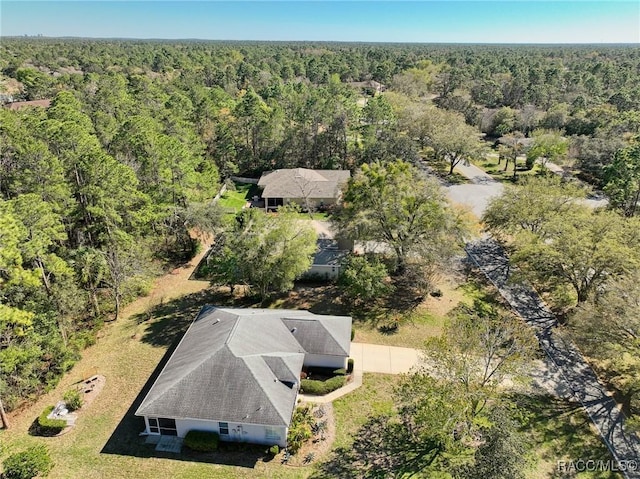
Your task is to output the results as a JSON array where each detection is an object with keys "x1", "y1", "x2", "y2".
[
  {"x1": 304, "y1": 353, "x2": 347, "y2": 369},
  {"x1": 172, "y1": 418, "x2": 288, "y2": 447},
  {"x1": 283, "y1": 197, "x2": 337, "y2": 209},
  {"x1": 307, "y1": 264, "x2": 341, "y2": 280}
]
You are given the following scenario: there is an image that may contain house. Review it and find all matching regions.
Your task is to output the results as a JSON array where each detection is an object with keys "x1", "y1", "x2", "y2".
[
  {"x1": 258, "y1": 168, "x2": 350, "y2": 212},
  {"x1": 303, "y1": 239, "x2": 350, "y2": 281},
  {"x1": 135, "y1": 306, "x2": 352, "y2": 447},
  {"x1": 347, "y1": 80, "x2": 386, "y2": 96}
]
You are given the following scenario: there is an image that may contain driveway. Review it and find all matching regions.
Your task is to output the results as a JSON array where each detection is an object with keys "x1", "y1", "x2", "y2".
[
  {"x1": 311, "y1": 220, "x2": 334, "y2": 239},
  {"x1": 466, "y1": 239, "x2": 640, "y2": 476},
  {"x1": 445, "y1": 162, "x2": 503, "y2": 218},
  {"x1": 350, "y1": 343, "x2": 422, "y2": 374}
]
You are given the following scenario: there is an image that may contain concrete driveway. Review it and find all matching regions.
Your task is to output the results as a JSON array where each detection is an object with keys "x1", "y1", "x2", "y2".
[{"x1": 350, "y1": 342, "x2": 422, "y2": 374}]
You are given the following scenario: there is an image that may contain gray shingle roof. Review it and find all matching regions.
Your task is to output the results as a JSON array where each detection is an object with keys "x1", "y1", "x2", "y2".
[
  {"x1": 135, "y1": 307, "x2": 351, "y2": 427},
  {"x1": 258, "y1": 168, "x2": 350, "y2": 200},
  {"x1": 282, "y1": 316, "x2": 351, "y2": 356}
]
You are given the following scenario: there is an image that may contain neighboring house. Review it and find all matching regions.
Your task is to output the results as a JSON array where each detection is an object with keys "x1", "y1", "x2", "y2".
[
  {"x1": 258, "y1": 168, "x2": 350, "y2": 212},
  {"x1": 135, "y1": 306, "x2": 352, "y2": 447},
  {"x1": 304, "y1": 239, "x2": 350, "y2": 281},
  {"x1": 347, "y1": 80, "x2": 386, "y2": 96}
]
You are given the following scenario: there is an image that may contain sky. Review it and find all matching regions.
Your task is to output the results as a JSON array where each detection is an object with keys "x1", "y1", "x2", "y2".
[{"x1": 1, "y1": 1, "x2": 639, "y2": 44}]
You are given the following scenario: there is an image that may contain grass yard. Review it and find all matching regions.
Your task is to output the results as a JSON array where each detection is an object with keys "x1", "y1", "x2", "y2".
[
  {"x1": 331, "y1": 373, "x2": 398, "y2": 449},
  {"x1": 218, "y1": 183, "x2": 255, "y2": 212},
  {"x1": 428, "y1": 159, "x2": 471, "y2": 184},
  {"x1": 352, "y1": 306, "x2": 445, "y2": 348},
  {"x1": 0, "y1": 242, "x2": 620, "y2": 479},
  {"x1": 474, "y1": 154, "x2": 544, "y2": 183},
  {"x1": 515, "y1": 393, "x2": 623, "y2": 479}
]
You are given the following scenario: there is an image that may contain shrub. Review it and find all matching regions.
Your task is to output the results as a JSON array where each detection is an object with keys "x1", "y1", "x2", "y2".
[
  {"x1": 347, "y1": 358, "x2": 354, "y2": 374},
  {"x1": 3, "y1": 445, "x2": 53, "y2": 479},
  {"x1": 184, "y1": 430, "x2": 219, "y2": 452},
  {"x1": 287, "y1": 405, "x2": 314, "y2": 454},
  {"x1": 332, "y1": 368, "x2": 346, "y2": 376},
  {"x1": 351, "y1": 326, "x2": 355, "y2": 341},
  {"x1": 269, "y1": 445, "x2": 279, "y2": 455},
  {"x1": 300, "y1": 376, "x2": 346, "y2": 395},
  {"x1": 63, "y1": 389, "x2": 83, "y2": 411},
  {"x1": 37, "y1": 406, "x2": 66, "y2": 435}
]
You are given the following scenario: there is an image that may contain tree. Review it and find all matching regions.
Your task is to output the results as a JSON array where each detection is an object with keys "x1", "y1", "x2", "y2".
[
  {"x1": 512, "y1": 209, "x2": 640, "y2": 303},
  {"x1": 390, "y1": 64, "x2": 436, "y2": 99},
  {"x1": 338, "y1": 255, "x2": 392, "y2": 305},
  {"x1": 334, "y1": 160, "x2": 463, "y2": 274},
  {"x1": 313, "y1": 376, "x2": 472, "y2": 478},
  {"x1": 483, "y1": 175, "x2": 586, "y2": 239},
  {"x1": 101, "y1": 232, "x2": 155, "y2": 321},
  {"x1": 422, "y1": 108, "x2": 485, "y2": 175},
  {"x1": 497, "y1": 131, "x2": 529, "y2": 179},
  {"x1": 454, "y1": 407, "x2": 529, "y2": 479},
  {"x1": 207, "y1": 207, "x2": 317, "y2": 301},
  {"x1": 424, "y1": 302, "x2": 536, "y2": 422},
  {"x1": 604, "y1": 139, "x2": 640, "y2": 217},
  {"x1": 525, "y1": 129, "x2": 568, "y2": 170},
  {"x1": 570, "y1": 271, "x2": 640, "y2": 418}
]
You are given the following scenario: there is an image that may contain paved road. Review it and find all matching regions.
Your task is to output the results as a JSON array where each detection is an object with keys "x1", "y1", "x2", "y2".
[
  {"x1": 540, "y1": 159, "x2": 610, "y2": 209},
  {"x1": 466, "y1": 239, "x2": 640, "y2": 476},
  {"x1": 443, "y1": 161, "x2": 640, "y2": 474},
  {"x1": 445, "y1": 162, "x2": 504, "y2": 217}
]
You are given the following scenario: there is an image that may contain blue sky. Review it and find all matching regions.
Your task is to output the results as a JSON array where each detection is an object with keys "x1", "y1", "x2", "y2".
[{"x1": 1, "y1": 1, "x2": 639, "y2": 43}]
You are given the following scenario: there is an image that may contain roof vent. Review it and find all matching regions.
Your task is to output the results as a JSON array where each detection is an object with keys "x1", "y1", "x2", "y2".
[
  {"x1": 290, "y1": 327, "x2": 297, "y2": 334},
  {"x1": 212, "y1": 318, "x2": 220, "y2": 325}
]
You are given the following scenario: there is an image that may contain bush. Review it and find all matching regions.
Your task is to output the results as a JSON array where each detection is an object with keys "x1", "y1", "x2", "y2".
[
  {"x1": 333, "y1": 368, "x2": 346, "y2": 376},
  {"x1": 184, "y1": 430, "x2": 219, "y2": 452},
  {"x1": 3, "y1": 445, "x2": 53, "y2": 479},
  {"x1": 351, "y1": 326, "x2": 355, "y2": 341},
  {"x1": 268, "y1": 445, "x2": 279, "y2": 455},
  {"x1": 287, "y1": 405, "x2": 314, "y2": 454},
  {"x1": 347, "y1": 358, "x2": 354, "y2": 374},
  {"x1": 300, "y1": 376, "x2": 346, "y2": 395},
  {"x1": 37, "y1": 406, "x2": 66, "y2": 435},
  {"x1": 63, "y1": 389, "x2": 83, "y2": 411}
]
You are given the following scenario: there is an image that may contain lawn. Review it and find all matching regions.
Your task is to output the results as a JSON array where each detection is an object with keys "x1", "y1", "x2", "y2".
[
  {"x1": 473, "y1": 154, "x2": 544, "y2": 183},
  {"x1": 218, "y1": 183, "x2": 255, "y2": 212},
  {"x1": 0, "y1": 249, "x2": 620, "y2": 479},
  {"x1": 514, "y1": 393, "x2": 623, "y2": 479}
]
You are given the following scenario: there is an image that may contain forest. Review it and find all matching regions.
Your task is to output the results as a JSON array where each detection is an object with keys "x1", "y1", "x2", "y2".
[{"x1": 1, "y1": 38, "x2": 639, "y2": 413}]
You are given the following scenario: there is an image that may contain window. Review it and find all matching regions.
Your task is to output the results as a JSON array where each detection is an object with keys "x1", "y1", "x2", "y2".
[
  {"x1": 265, "y1": 426, "x2": 281, "y2": 442},
  {"x1": 219, "y1": 422, "x2": 229, "y2": 435},
  {"x1": 158, "y1": 417, "x2": 177, "y2": 436},
  {"x1": 148, "y1": 417, "x2": 159, "y2": 434}
]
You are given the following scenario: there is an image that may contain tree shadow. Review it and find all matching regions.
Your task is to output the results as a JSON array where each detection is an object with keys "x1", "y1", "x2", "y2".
[
  {"x1": 311, "y1": 415, "x2": 442, "y2": 479},
  {"x1": 133, "y1": 288, "x2": 262, "y2": 348},
  {"x1": 265, "y1": 283, "x2": 348, "y2": 316},
  {"x1": 508, "y1": 392, "x2": 616, "y2": 467}
]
